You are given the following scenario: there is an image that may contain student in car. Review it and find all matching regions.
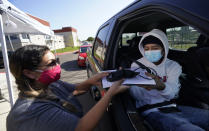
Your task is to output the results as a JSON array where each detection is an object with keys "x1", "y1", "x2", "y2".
[
  {"x1": 6, "y1": 45, "x2": 129, "y2": 131},
  {"x1": 129, "y1": 29, "x2": 209, "y2": 131}
]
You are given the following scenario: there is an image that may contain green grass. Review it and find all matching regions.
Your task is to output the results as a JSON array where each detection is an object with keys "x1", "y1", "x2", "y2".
[{"x1": 51, "y1": 46, "x2": 80, "y2": 53}]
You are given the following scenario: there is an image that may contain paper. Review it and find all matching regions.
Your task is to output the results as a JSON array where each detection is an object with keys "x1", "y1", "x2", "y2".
[{"x1": 102, "y1": 68, "x2": 156, "y2": 88}]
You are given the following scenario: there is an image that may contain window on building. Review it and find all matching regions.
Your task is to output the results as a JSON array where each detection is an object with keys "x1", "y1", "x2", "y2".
[
  {"x1": 22, "y1": 34, "x2": 30, "y2": 39},
  {"x1": 5, "y1": 35, "x2": 19, "y2": 40},
  {"x1": 93, "y1": 25, "x2": 109, "y2": 68},
  {"x1": 166, "y1": 26, "x2": 200, "y2": 50}
]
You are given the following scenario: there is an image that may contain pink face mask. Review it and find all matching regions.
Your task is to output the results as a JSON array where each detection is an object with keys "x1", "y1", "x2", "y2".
[{"x1": 37, "y1": 65, "x2": 61, "y2": 85}]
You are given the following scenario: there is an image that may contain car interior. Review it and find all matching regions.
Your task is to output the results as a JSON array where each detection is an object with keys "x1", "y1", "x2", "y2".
[{"x1": 112, "y1": 12, "x2": 209, "y2": 130}]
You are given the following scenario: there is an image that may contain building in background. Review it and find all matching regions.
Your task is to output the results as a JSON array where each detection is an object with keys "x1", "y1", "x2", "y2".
[
  {"x1": 53, "y1": 27, "x2": 80, "y2": 47},
  {"x1": 47, "y1": 35, "x2": 65, "y2": 50},
  {"x1": 4, "y1": 14, "x2": 65, "y2": 51}
]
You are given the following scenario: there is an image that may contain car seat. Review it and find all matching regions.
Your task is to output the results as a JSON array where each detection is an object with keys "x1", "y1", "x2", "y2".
[
  {"x1": 177, "y1": 35, "x2": 209, "y2": 110},
  {"x1": 128, "y1": 36, "x2": 142, "y2": 60},
  {"x1": 167, "y1": 49, "x2": 187, "y2": 73},
  {"x1": 196, "y1": 34, "x2": 209, "y2": 47},
  {"x1": 117, "y1": 36, "x2": 142, "y2": 68}
]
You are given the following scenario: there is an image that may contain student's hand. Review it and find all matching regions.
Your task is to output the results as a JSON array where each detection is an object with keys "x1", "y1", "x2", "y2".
[
  {"x1": 139, "y1": 85, "x2": 153, "y2": 90},
  {"x1": 145, "y1": 72, "x2": 165, "y2": 90},
  {"x1": 108, "y1": 79, "x2": 130, "y2": 96},
  {"x1": 88, "y1": 72, "x2": 109, "y2": 87}
]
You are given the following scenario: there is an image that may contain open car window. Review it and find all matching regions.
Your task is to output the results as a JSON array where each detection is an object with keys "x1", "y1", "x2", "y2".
[{"x1": 166, "y1": 26, "x2": 200, "y2": 51}]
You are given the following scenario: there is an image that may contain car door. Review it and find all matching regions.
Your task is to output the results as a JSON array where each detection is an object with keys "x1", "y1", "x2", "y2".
[
  {"x1": 87, "y1": 24, "x2": 110, "y2": 100},
  {"x1": 102, "y1": 1, "x2": 209, "y2": 130}
]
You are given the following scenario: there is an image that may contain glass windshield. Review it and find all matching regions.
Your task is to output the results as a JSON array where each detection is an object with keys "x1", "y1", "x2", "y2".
[{"x1": 80, "y1": 47, "x2": 87, "y2": 53}]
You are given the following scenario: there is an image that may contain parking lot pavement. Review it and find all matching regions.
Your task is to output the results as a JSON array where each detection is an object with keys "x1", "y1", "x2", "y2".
[{"x1": 0, "y1": 72, "x2": 18, "y2": 131}]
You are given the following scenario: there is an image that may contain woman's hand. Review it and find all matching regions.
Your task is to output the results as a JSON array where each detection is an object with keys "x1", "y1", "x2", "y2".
[
  {"x1": 143, "y1": 72, "x2": 165, "y2": 90},
  {"x1": 108, "y1": 79, "x2": 130, "y2": 96},
  {"x1": 88, "y1": 72, "x2": 109, "y2": 87},
  {"x1": 75, "y1": 72, "x2": 109, "y2": 92}
]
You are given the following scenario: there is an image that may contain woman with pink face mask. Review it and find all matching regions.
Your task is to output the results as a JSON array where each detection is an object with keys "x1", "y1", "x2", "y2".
[{"x1": 7, "y1": 45, "x2": 129, "y2": 131}]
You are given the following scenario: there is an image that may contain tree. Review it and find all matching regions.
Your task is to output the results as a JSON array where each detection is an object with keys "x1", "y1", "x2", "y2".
[{"x1": 86, "y1": 37, "x2": 94, "y2": 42}]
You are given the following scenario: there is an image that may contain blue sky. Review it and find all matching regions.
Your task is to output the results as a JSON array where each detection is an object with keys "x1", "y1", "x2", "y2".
[{"x1": 8, "y1": 0, "x2": 134, "y2": 40}]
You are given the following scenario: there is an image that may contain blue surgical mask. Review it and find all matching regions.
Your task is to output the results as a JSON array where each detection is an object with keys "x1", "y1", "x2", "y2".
[{"x1": 145, "y1": 50, "x2": 162, "y2": 63}]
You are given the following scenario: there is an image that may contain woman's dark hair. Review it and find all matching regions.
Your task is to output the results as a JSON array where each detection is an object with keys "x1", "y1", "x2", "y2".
[{"x1": 9, "y1": 45, "x2": 50, "y2": 92}]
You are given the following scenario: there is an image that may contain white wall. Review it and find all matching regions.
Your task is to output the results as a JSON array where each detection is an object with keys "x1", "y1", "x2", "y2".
[
  {"x1": 47, "y1": 35, "x2": 65, "y2": 50},
  {"x1": 29, "y1": 34, "x2": 46, "y2": 46},
  {"x1": 54, "y1": 31, "x2": 79, "y2": 47},
  {"x1": 5, "y1": 34, "x2": 65, "y2": 51},
  {"x1": 72, "y1": 31, "x2": 79, "y2": 46}
]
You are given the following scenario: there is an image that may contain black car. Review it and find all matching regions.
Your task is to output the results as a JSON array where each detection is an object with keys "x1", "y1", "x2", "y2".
[{"x1": 86, "y1": 0, "x2": 209, "y2": 130}]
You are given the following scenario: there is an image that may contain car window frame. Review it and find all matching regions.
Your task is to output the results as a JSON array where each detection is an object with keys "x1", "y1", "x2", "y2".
[
  {"x1": 109, "y1": 8, "x2": 207, "y2": 68},
  {"x1": 92, "y1": 24, "x2": 110, "y2": 69}
]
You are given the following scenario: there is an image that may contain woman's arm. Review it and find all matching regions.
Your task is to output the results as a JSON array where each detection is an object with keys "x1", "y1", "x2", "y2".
[
  {"x1": 75, "y1": 80, "x2": 129, "y2": 131},
  {"x1": 75, "y1": 72, "x2": 109, "y2": 91}
]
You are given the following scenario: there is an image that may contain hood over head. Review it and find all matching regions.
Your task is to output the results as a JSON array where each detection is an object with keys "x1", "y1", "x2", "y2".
[{"x1": 138, "y1": 29, "x2": 169, "y2": 65}]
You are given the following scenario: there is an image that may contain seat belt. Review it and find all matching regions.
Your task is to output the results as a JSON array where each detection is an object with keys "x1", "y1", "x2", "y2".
[
  {"x1": 137, "y1": 99, "x2": 179, "y2": 113},
  {"x1": 121, "y1": 55, "x2": 153, "y2": 74},
  {"x1": 132, "y1": 59, "x2": 152, "y2": 74}
]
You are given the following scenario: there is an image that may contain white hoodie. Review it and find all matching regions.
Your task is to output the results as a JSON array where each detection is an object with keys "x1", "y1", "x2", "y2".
[{"x1": 129, "y1": 29, "x2": 182, "y2": 114}]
